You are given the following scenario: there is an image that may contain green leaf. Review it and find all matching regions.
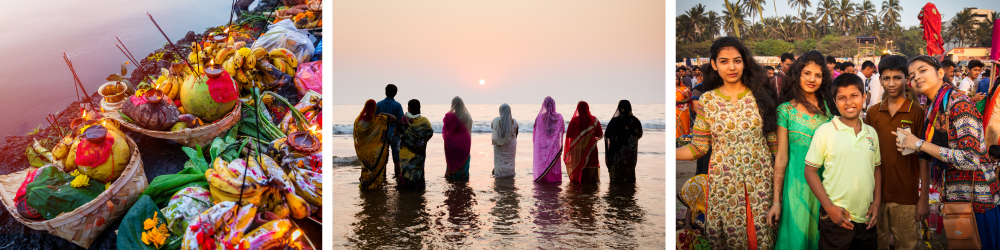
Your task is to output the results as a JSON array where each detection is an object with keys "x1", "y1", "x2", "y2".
[
  {"x1": 119, "y1": 110, "x2": 136, "y2": 124},
  {"x1": 25, "y1": 146, "x2": 45, "y2": 167},
  {"x1": 140, "y1": 167, "x2": 208, "y2": 208},
  {"x1": 106, "y1": 74, "x2": 122, "y2": 82},
  {"x1": 116, "y1": 195, "x2": 165, "y2": 250},
  {"x1": 209, "y1": 137, "x2": 225, "y2": 160},
  {"x1": 121, "y1": 63, "x2": 128, "y2": 76},
  {"x1": 181, "y1": 145, "x2": 209, "y2": 174},
  {"x1": 27, "y1": 167, "x2": 105, "y2": 219}
]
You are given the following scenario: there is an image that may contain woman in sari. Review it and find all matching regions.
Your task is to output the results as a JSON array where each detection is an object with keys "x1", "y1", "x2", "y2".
[
  {"x1": 533, "y1": 97, "x2": 565, "y2": 182},
  {"x1": 675, "y1": 37, "x2": 779, "y2": 249},
  {"x1": 355, "y1": 99, "x2": 397, "y2": 189},
  {"x1": 444, "y1": 96, "x2": 473, "y2": 181},
  {"x1": 677, "y1": 75, "x2": 692, "y2": 138},
  {"x1": 491, "y1": 103, "x2": 518, "y2": 177},
  {"x1": 767, "y1": 50, "x2": 837, "y2": 250},
  {"x1": 398, "y1": 99, "x2": 434, "y2": 190},
  {"x1": 604, "y1": 100, "x2": 643, "y2": 183},
  {"x1": 564, "y1": 101, "x2": 603, "y2": 183},
  {"x1": 895, "y1": 56, "x2": 1000, "y2": 250}
]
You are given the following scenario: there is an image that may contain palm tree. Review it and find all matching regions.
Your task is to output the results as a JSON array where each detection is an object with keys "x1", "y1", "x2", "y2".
[
  {"x1": 744, "y1": 0, "x2": 767, "y2": 24},
  {"x1": 880, "y1": 0, "x2": 902, "y2": 33},
  {"x1": 794, "y1": 9, "x2": 816, "y2": 39},
  {"x1": 685, "y1": 4, "x2": 707, "y2": 37},
  {"x1": 789, "y1": 0, "x2": 812, "y2": 12},
  {"x1": 722, "y1": 0, "x2": 747, "y2": 37},
  {"x1": 945, "y1": 9, "x2": 976, "y2": 47},
  {"x1": 704, "y1": 11, "x2": 722, "y2": 41},
  {"x1": 815, "y1": 0, "x2": 837, "y2": 36},
  {"x1": 856, "y1": 0, "x2": 877, "y2": 35},
  {"x1": 833, "y1": 0, "x2": 857, "y2": 36}
]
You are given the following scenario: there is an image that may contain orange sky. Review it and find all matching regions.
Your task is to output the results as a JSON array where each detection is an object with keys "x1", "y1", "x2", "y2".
[{"x1": 331, "y1": 0, "x2": 665, "y2": 105}]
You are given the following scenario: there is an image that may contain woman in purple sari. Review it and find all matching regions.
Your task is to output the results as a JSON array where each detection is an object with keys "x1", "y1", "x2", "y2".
[
  {"x1": 533, "y1": 96, "x2": 565, "y2": 182},
  {"x1": 443, "y1": 96, "x2": 473, "y2": 181}
]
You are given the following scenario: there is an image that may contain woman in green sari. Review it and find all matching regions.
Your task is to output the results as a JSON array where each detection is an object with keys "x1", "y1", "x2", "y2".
[
  {"x1": 355, "y1": 99, "x2": 397, "y2": 189},
  {"x1": 766, "y1": 50, "x2": 837, "y2": 250},
  {"x1": 398, "y1": 99, "x2": 434, "y2": 190}
]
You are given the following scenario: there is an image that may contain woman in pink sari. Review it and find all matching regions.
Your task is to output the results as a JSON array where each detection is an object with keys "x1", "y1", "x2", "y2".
[
  {"x1": 564, "y1": 101, "x2": 603, "y2": 183},
  {"x1": 533, "y1": 97, "x2": 565, "y2": 182},
  {"x1": 443, "y1": 96, "x2": 472, "y2": 181}
]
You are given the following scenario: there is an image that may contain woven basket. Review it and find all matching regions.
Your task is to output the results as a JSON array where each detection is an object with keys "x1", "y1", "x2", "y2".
[
  {"x1": 0, "y1": 134, "x2": 147, "y2": 249},
  {"x1": 104, "y1": 102, "x2": 241, "y2": 148}
]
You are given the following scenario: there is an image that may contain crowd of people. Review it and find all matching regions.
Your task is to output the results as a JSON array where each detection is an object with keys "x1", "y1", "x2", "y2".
[
  {"x1": 676, "y1": 36, "x2": 1000, "y2": 249},
  {"x1": 354, "y1": 84, "x2": 647, "y2": 190}
]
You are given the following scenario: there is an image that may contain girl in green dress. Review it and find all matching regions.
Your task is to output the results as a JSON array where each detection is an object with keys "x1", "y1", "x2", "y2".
[{"x1": 766, "y1": 50, "x2": 839, "y2": 250}]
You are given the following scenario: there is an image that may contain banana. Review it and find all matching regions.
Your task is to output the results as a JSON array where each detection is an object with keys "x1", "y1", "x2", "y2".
[
  {"x1": 240, "y1": 220, "x2": 293, "y2": 250},
  {"x1": 213, "y1": 158, "x2": 232, "y2": 176},
  {"x1": 290, "y1": 168, "x2": 321, "y2": 206},
  {"x1": 188, "y1": 52, "x2": 198, "y2": 66},
  {"x1": 233, "y1": 48, "x2": 247, "y2": 68},
  {"x1": 167, "y1": 76, "x2": 181, "y2": 99},
  {"x1": 252, "y1": 48, "x2": 268, "y2": 62},
  {"x1": 51, "y1": 136, "x2": 74, "y2": 160},
  {"x1": 235, "y1": 69, "x2": 249, "y2": 83},
  {"x1": 210, "y1": 185, "x2": 262, "y2": 206},
  {"x1": 246, "y1": 50, "x2": 256, "y2": 69},
  {"x1": 228, "y1": 158, "x2": 268, "y2": 185},
  {"x1": 215, "y1": 47, "x2": 235, "y2": 63},
  {"x1": 286, "y1": 192, "x2": 310, "y2": 219},
  {"x1": 207, "y1": 168, "x2": 260, "y2": 195},
  {"x1": 269, "y1": 48, "x2": 297, "y2": 68},
  {"x1": 272, "y1": 58, "x2": 287, "y2": 74},
  {"x1": 63, "y1": 140, "x2": 78, "y2": 172},
  {"x1": 281, "y1": 58, "x2": 296, "y2": 75},
  {"x1": 223, "y1": 58, "x2": 237, "y2": 76}
]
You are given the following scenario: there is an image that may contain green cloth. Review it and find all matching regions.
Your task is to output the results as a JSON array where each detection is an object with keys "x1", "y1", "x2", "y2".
[
  {"x1": 805, "y1": 116, "x2": 881, "y2": 224},
  {"x1": 774, "y1": 102, "x2": 831, "y2": 250},
  {"x1": 140, "y1": 167, "x2": 208, "y2": 208},
  {"x1": 26, "y1": 166, "x2": 106, "y2": 220}
]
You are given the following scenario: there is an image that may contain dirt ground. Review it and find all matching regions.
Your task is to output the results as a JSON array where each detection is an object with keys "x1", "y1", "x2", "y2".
[{"x1": 674, "y1": 160, "x2": 949, "y2": 249}]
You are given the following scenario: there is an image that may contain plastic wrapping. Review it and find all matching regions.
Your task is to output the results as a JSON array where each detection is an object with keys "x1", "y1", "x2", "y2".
[
  {"x1": 294, "y1": 60, "x2": 322, "y2": 96},
  {"x1": 251, "y1": 19, "x2": 315, "y2": 64}
]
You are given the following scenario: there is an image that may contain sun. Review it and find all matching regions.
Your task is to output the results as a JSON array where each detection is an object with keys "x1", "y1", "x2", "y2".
[{"x1": 479, "y1": 79, "x2": 485, "y2": 85}]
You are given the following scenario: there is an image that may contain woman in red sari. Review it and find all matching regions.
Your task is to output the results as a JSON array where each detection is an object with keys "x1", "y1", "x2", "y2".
[{"x1": 564, "y1": 101, "x2": 604, "y2": 183}]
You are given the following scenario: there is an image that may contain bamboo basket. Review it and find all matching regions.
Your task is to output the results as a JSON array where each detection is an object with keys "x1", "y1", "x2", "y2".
[
  {"x1": 104, "y1": 102, "x2": 241, "y2": 148},
  {"x1": 0, "y1": 134, "x2": 147, "y2": 249}
]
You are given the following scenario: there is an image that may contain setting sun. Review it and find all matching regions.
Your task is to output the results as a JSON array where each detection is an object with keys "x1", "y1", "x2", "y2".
[{"x1": 479, "y1": 79, "x2": 485, "y2": 85}]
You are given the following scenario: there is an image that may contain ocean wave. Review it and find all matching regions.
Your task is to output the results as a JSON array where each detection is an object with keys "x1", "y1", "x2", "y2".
[{"x1": 330, "y1": 119, "x2": 665, "y2": 135}]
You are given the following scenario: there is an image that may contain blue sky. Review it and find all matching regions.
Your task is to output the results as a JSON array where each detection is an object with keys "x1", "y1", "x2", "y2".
[{"x1": 676, "y1": 0, "x2": 1000, "y2": 29}]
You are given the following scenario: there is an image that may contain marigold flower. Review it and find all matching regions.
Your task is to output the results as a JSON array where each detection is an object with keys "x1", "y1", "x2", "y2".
[{"x1": 70, "y1": 174, "x2": 90, "y2": 188}]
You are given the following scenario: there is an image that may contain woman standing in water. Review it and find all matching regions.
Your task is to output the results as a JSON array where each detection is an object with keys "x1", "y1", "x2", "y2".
[
  {"x1": 894, "y1": 56, "x2": 1000, "y2": 250},
  {"x1": 533, "y1": 97, "x2": 565, "y2": 182},
  {"x1": 604, "y1": 100, "x2": 643, "y2": 183},
  {"x1": 564, "y1": 101, "x2": 603, "y2": 183},
  {"x1": 675, "y1": 36, "x2": 779, "y2": 249},
  {"x1": 491, "y1": 103, "x2": 518, "y2": 177},
  {"x1": 398, "y1": 99, "x2": 434, "y2": 190},
  {"x1": 443, "y1": 96, "x2": 473, "y2": 181},
  {"x1": 766, "y1": 50, "x2": 837, "y2": 250},
  {"x1": 355, "y1": 99, "x2": 398, "y2": 189}
]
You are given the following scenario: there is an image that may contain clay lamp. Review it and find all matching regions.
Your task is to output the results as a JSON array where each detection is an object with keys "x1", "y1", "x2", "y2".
[
  {"x1": 205, "y1": 60, "x2": 223, "y2": 79},
  {"x1": 213, "y1": 34, "x2": 227, "y2": 43},
  {"x1": 71, "y1": 110, "x2": 89, "y2": 129},
  {"x1": 287, "y1": 130, "x2": 320, "y2": 154},
  {"x1": 83, "y1": 124, "x2": 108, "y2": 144},
  {"x1": 144, "y1": 89, "x2": 165, "y2": 104}
]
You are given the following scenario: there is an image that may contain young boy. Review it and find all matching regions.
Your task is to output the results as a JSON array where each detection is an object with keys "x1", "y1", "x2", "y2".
[
  {"x1": 805, "y1": 73, "x2": 882, "y2": 250},
  {"x1": 862, "y1": 55, "x2": 928, "y2": 250},
  {"x1": 960, "y1": 60, "x2": 986, "y2": 101}
]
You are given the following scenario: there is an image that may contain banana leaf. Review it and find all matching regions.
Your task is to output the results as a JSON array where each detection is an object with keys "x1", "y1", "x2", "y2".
[
  {"x1": 140, "y1": 167, "x2": 209, "y2": 208},
  {"x1": 117, "y1": 195, "x2": 168, "y2": 250},
  {"x1": 181, "y1": 145, "x2": 209, "y2": 173},
  {"x1": 26, "y1": 166, "x2": 105, "y2": 220}
]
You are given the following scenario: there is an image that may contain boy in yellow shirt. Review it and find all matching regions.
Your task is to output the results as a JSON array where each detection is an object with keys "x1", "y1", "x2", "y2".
[{"x1": 805, "y1": 73, "x2": 882, "y2": 250}]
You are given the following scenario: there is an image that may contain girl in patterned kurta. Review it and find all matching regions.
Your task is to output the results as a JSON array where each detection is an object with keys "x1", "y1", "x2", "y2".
[
  {"x1": 676, "y1": 37, "x2": 780, "y2": 249},
  {"x1": 895, "y1": 56, "x2": 1000, "y2": 250},
  {"x1": 766, "y1": 50, "x2": 837, "y2": 250}
]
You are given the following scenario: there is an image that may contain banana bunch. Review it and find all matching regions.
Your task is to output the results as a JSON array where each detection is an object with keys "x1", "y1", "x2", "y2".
[
  {"x1": 151, "y1": 68, "x2": 182, "y2": 100},
  {"x1": 187, "y1": 42, "x2": 214, "y2": 67},
  {"x1": 254, "y1": 155, "x2": 311, "y2": 220},
  {"x1": 288, "y1": 167, "x2": 322, "y2": 207},
  {"x1": 268, "y1": 48, "x2": 298, "y2": 76},
  {"x1": 216, "y1": 44, "x2": 260, "y2": 89},
  {"x1": 205, "y1": 158, "x2": 267, "y2": 206}
]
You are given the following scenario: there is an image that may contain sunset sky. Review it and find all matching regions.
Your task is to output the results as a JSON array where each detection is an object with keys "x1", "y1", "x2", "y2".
[{"x1": 330, "y1": 0, "x2": 666, "y2": 105}]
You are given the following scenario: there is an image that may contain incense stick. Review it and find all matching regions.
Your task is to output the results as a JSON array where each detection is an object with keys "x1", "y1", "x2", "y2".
[
  {"x1": 146, "y1": 12, "x2": 197, "y2": 74},
  {"x1": 115, "y1": 36, "x2": 143, "y2": 69},
  {"x1": 62, "y1": 52, "x2": 99, "y2": 113},
  {"x1": 115, "y1": 44, "x2": 139, "y2": 69}
]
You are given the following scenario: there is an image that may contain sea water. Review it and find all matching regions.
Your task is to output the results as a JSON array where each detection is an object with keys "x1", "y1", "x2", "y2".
[{"x1": 331, "y1": 103, "x2": 666, "y2": 248}]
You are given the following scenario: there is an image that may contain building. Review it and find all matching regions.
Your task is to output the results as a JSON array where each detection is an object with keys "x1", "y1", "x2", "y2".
[
  {"x1": 945, "y1": 47, "x2": 991, "y2": 62},
  {"x1": 943, "y1": 7, "x2": 995, "y2": 52}
]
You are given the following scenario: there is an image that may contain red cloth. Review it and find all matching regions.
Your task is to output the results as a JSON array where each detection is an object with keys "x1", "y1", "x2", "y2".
[
  {"x1": 74, "y1": 134, "x2": 114, "y2": 167},
  {"x1": 358, "y1": 99, "x2": 376, "y2": 122},
  {"x1": 14, "y1": 168, "x2": 39, "y2": 202},
  {"x1": 442, "y1": 112, "x2": 471, "y2": 172},
  {"x1": 919, "y1": 3, "x2": 944, "y2": 56},
  {"x1": 564, "y1": 101, "x2": 604, "y2": 182},
  {"x1": 206, "y1": 71, "x2": 238, "y2": 103},
  {"x1": 129, "y1": 95, "x2": 148, "y2": 106}
]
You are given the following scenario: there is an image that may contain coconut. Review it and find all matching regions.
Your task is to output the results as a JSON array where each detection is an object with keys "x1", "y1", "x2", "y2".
[
  {"x1": 76, "y1": 129, "x2": 131, "y2": 183},
  {"x1": 179, "y1": 74, "x2": 237, "y2": 122}
]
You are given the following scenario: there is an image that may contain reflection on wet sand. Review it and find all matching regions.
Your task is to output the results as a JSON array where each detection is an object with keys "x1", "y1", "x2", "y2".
[{"x1": 440, "y1": 180, "x2": 479, "y2": 245}]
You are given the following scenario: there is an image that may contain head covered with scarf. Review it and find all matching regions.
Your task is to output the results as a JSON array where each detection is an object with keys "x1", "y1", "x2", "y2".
[
  {"x1": 492, "y1": 103, "x2": 516, "y2": 145},
  {"x1": 450, "y1": 96, "x2": 473, "y2": 132}
]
